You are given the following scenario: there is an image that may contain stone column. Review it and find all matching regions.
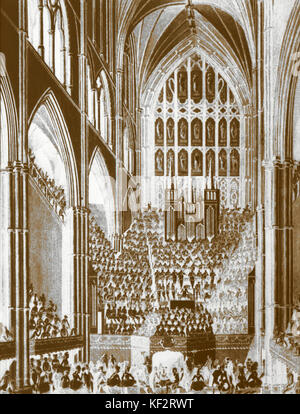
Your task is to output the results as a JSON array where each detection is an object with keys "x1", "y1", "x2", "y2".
[
  {"x1": 89, "y1": 277, "x2": 97, "y2": 333},
  {"x1": 99, "y1": 0, "x2": 105, "y2": 60},
  {"x1": 114, "y1": 68, "x2": 124, "y2": 251},
  {"x1": 136, "y1": 108, "x2": 143, "y2": 178},
  {"x1": 255, "y1": 204, "x2": 265, "y2": 365},
  {"x1": 109, "y1": 115, "x2": 115, "y2": 150},
  {"x1": 262, "y1": 0, "x2": 278, "y2": 386},
  {"x1": 78, "y1": 0, "x2": 90, "y2": 362},
  {"x1": 0, "y1": 165, "x2": 12, "y2": 330},
  {"x1": 37, "y1": 0, "x2": 44, "y2": 58},
  {"x1": 12, "y1": 0, "x2": 30, "y2": 392},
  {"x1": 141, "y1": 108, "x2": 150, "y2": 208},
  {"x1": 13, "y1": 162, "x2": 30, "y2": 392},
  {"x1": 91, "y1": 88, "x2": 97, "y2": 128},
  {"x1": 66, "y1": 52, "x2": 73, "y2": 96},
  {"x1": 277, "y1": 160, "x2": 294, "y2": 331},
  {"x1": 264, "y1": 158, "x2": 281, "y2": 384},
  {"x1": 253, "y1": 0, "x2": 265, "y2": 365},
  {"x1": 48, "y1": 29, "x2": 55, "y2": 73}
]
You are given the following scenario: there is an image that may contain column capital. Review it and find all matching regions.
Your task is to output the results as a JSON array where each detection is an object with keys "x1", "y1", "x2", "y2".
[
  {"x1": 256, "y1": 204, "x2": 264, "y2": 213},
  {"x1": 262, "y1": 157, "x2": 280, "y2": 170},
  {"x1": 73, "y1": 206, "x2": 90, "y2": 215},
  {"x1": 281, "y1": 159, "x2": 295, "y2": 169},
  {"x1": 12, "y1": 162, "x2": 29, "y2": 174}
]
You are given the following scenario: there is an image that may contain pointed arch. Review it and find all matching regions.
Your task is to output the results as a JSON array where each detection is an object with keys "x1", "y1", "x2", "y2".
[
  {"x1": 27, "y1": 0, "x2": 73, "y2": 93},
  {"x1": 0, "y1": 69, "x2": 18, "y2": 167},
  {"x1": 94, "y1": 69, "x2": 114, "y2": 147},
  {"x1": 0, "y1": 66, "x2": 18, "y2": 327},
  {"x1": 28, "y1": 89, "x2": 79, "y2": 207},
  {"x1": 89, "y1": 147, "x2": 115, "y2": 239},
  {"x1": 142, "y1": 41, "x2": 249, "y2": 111},
  {"x1": 274, "y1": 2, "x2": 300, "y2": 159}
]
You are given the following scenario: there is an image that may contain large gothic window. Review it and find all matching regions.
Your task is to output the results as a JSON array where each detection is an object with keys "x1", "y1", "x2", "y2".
[
  {"x1": 28, "y1": 0, "x2": 69, "y2": 89},
  {"x1": 152, "y1": 54, "x2": 243, "y2": 209}
]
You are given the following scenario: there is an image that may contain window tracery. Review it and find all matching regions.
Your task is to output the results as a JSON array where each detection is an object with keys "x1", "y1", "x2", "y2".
[
  {"x1": 153, "y1": 54, "x2": 243, "y2": 209},
  {"x1": 28, "y1": 0, "x2": 68, "y2": 88}
]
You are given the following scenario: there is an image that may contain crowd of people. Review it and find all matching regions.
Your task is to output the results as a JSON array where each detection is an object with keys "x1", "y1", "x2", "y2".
[
  {"x1": 29, "y1": 284, "x2": 76, "y2": 339},
  {"x1": 154, "y1": 305, "x2": 213, "y2": 337},
  {"x1": 0, "y1": 352, "x2": 276, "y2": 394},
  {"x1": 89, "y1": 207, "x2": 256, "y2": 337},
  {"x1": 104, "y1": 304, "x2": 146, "y2": 335},
  {"x1": 89, "y1": 216, "x2": 156, "y2": 334},
  {"x1": 28, "y1": 149, "x2": 66, "y2": 219},
  {"x1": 273, "y1": 295, "x2": 300, "y2": 354},
  {"x1": 144, "y1": 208, "x2": 255, "y2": 335}
]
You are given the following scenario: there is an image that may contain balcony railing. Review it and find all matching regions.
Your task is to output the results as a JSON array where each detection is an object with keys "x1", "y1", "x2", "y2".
[
  {"x1": 28, "y1": 149, "x2": 67, "y2": 220},
  {"x1": 0, "y1": 336, "x2": 83, "y2": 361}
]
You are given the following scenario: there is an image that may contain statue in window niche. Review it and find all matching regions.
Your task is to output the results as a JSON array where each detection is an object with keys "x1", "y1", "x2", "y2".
[
  {"x1": 206, "y1": 150, "x2": 215, "y2": 176},
  {"x1": 166, "y1": 119, "x2": 174, "y2": 145},
  {"x1": 230, "y1": 119, "x2": 239, "y2": 146},
  {"x1": 191, "y1": 69, "x2": 202, "y2": 102},
  {"x1": 155, "y1": 151, "x2": 164, "y2": 174},
  {"x1": 206, "y1": 69, "x2": 215, "y2": 101},
  {"x1": 192, "y1": 72, "x2": 199, "y2": 94},
  {"x1": 178, "y1": 119, "x2": 188, "y2": 145},
  {"x1": 219, "y1": 120, "x2": 227, "y2": 146},
  {"x1": 167, "y1": 151, "x2": 175, "y2": 176},
  {"x1": 230, "y1": 150, "x2": 239, "y2": 176},
  {"x1": 192, "y1": 119, "x2": 202, "y2": 145},
  {"x1": 178, "y1": 72, "x2": 187, "y2": 97},
  {"x1": 218, "y1": 151, "x2": 227, "y2": 176},
  {"x1": 206, "y1": 120, "x2": 215, "y2": 146},
  {"x1": 179, "y1": 151, "x2": 188, "y2": 174},
  {"x1": 155, "y1": 118, "x2": 164, "y2": 145},
  {"x1": 192, "y1": 151, "x2": 202, "y2": 175}
]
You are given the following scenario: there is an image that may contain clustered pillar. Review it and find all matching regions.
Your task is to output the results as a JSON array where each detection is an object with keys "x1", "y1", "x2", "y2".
[
  {"x1": 275, "y1": 160, "x2": 294, "y2": 333},
  {"x1": 10, "y1": 163, "x2": 30, "y2": 392},
  {"x1": 11, "y1": 0, "x2": 30, "y2": 392},
  {"x1": 114, "y1": 68, "x2": 124, "y2": 251},
  {"x1": 72, "y1": 207, "x2": 90, "y2": 362}
]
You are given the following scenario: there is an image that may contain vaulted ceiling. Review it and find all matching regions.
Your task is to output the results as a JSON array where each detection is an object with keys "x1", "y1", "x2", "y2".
[{"x1": 120, "y1": 0, "x2": 255, "y2": 96}]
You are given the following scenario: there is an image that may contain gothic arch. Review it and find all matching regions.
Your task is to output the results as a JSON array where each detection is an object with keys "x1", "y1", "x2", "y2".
[
  {"x1": 0, "y1": 67, "x2": 18, "y2": 327},
  {"x1": 145, "y1": 50, "x2": 245, "y2": 210},
  {"x1": 89, "y1": 147, "x2": 116, "y2": 239},
  {"x1": 95, "y1": 69, "x2": 114, "y2": 146},
  {"x1": 28, "y1": 89, "x2": 79, "y2": 207},
  {"x1": 0, "y1": 66, "x2": 18, "y2": 166},
  {"x1": 142, "y1": 41, "x2": 249, "y2": 112},
  {"x1": 27, "y1": 0, "x2": 74, "y2": 92},
  {"x1": 274, "y1": 2, "x2": 300, "y2": 159}
]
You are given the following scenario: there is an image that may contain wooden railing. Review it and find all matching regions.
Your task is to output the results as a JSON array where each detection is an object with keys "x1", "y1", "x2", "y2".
[{"x1": 0, "y1": 336, "x2": 83, "y2": 361}]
